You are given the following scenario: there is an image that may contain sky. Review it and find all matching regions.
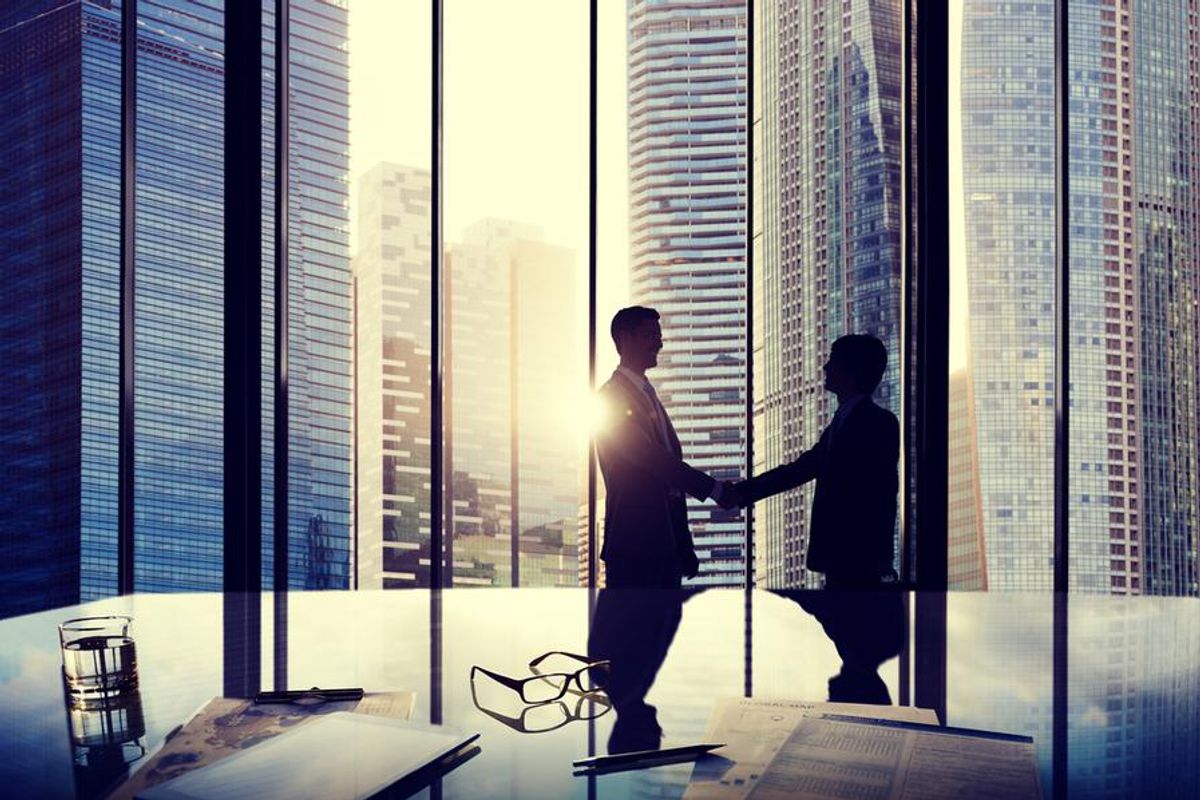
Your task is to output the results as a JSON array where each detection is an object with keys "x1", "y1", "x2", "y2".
[
  {"x1": 346, "y1": 0, "x2": 630, "y2": 371},
  {"x1": 346, "y1": 0, "x2": 968, "y2": 375}
]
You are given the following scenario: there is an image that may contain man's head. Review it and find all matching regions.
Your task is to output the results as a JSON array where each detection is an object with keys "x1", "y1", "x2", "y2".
[
  {"x1": 611, "y1": 306, "x2": 662, "y2": 372},
  {"x1": 824, "y1": 334, "x2": 888, "y2": 397}
]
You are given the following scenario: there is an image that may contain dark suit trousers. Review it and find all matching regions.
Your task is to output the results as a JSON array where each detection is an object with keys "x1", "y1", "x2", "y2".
[{"x1": 588, "y1": 559, "x2": 683, "y2": 725}]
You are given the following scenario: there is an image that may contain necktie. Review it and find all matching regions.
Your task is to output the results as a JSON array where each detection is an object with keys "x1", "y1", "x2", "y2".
[{"x1": 641, "y1": 381, "x2": 678, "y2": 456}]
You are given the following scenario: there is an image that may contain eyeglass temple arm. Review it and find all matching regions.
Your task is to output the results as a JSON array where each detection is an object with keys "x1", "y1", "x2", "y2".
[
  {"x1": 470, "y1": 664, "x2": 525, "y2": 692},
  {"x1": 528, "y1": 650, "x2": 597, "y2": 669}
]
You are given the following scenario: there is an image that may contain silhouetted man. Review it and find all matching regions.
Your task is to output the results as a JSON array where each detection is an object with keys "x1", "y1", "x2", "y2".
[
  {"x1": 589, "y1": 305, "x2": 728, "y2": 752},
  {"x1": 733, "y1": 334, "x2": 899, "y2": 588},
  {"x1": 592, "y1": 305, "x2": 730, "y2": 588}
]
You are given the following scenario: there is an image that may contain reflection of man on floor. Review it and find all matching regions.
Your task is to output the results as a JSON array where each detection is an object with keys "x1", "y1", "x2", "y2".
[
  {"x1": 588, "y1": 306, "x2": 730, "y2": 752},
  {"x1": 789, "y1": 588, "x2": 904, "y2": 704}
]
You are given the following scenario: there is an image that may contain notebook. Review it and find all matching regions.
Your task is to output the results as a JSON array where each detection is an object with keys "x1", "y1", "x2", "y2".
[{"x1": 136, "y1": 712, "x2": 479, "y2": 800}]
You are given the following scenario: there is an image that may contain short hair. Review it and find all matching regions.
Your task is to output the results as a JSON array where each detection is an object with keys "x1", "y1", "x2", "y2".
[
  {"x1": 610, "y1": 306, "x2": 660, "y2": 354},
  {"x1": 830, "y1": 334, "x2": 888, "y2": 393}
]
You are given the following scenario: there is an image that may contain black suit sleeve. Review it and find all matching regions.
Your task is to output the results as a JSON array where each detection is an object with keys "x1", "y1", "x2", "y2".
[
  {"x1": 596, "y1": 388, "x2": 716, "y2": 501},
  {"x1": 739, "y1": 435, "x2": 826, "y2": 503}
]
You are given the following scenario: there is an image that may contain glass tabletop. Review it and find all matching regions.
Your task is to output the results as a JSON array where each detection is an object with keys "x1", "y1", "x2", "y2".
[{"x1": 0, "y1": 589, "x2": 1196, "y2": 799}]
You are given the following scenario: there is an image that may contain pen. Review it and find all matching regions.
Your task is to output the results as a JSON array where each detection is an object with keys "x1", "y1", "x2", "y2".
[
  {"x1": 573, "y1": 743, "x2": 725, "y2": 774},
  {"x1": 254, "y1": 686, "x2": 365, "y2": 704}
]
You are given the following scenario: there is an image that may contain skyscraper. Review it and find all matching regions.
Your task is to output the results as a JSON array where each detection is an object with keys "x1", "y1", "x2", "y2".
[
  {"x1": 627, "y1": 0, "x2": 749, "y2": 587},
  {"x1": 948, "y1": 368, "x2": 987, "y2": 590},
  {"x1": 354, "y1": 167, "x2": 581, "y2": 588},
  {"x1": 447, "y1": 220, "x2": 581, "y2": 587},
  {"x1": 754, "y1": 0, "x2": 904, "y2": 588},
  {"x1": 353, "y1": 163, "x2": 433, "y2": 590},
  {"x1": 0, "y1": 0, "x2": 352, "y2": 617},
  {"x1": 961, "y1": 1, "x2": 1200, "y2": 595}
]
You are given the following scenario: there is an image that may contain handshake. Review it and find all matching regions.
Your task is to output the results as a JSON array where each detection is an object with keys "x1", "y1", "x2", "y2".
[{"x1": 715, "y1": 480, "x2": 750, "y2": 510}]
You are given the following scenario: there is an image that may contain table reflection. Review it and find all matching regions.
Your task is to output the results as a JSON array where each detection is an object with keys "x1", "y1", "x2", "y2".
[{"x1": 0, "y1": 589, "x2": 1195, "y2": 799}]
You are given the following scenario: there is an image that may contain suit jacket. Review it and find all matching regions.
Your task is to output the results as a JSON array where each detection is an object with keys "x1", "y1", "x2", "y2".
[
  {"x1": 742, "y1": 397, "x2": 899, "y2": 578},
  {"x1": 595, "y1": 370, "x2": 714, "y2": 578}
]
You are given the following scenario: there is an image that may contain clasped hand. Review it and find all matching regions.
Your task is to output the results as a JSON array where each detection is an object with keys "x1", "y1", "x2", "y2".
[{"x1": 716, "y1": 480, "x2": 749, "y2": 510}]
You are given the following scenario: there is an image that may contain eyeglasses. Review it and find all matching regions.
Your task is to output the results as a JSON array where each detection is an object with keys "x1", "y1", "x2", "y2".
[
  {"x1": 470, "y1": 682, "x2": 612, "y2": 734},
  {"x1": 471, "y1": 650, "x2": 611, "y2": 705}
]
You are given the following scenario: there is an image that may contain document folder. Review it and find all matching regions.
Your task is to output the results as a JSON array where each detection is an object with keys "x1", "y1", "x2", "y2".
[{"x1": 136, "y1": 712, "x2": 479, "y2": 800}]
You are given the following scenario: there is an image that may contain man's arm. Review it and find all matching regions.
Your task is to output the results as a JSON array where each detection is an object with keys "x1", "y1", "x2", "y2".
[
  {"x1": 731, "y1": 438, "x2": 826, "y2": 506},
  {"x1": 596, "y1": 393, "x2": 717, "y2": 501}
]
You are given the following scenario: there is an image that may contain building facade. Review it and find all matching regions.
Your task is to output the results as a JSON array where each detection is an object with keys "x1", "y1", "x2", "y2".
[
  {"x1": 353, "y1": 163, "x2": 434, "y2": 589},
  {"x1": 627, "y1": 0, "x2": 750, "y2": 587},
  {"x1": 961, "y1": 0, "x2": 1200, "y2": 595},
  {"x1": 0, "y1": 0, "x2": 352, "y2": 617},
  {"x1": 948, "y1": 368, "x2": 987, "y2": 590},
  {"x1": 354, "y1": 170, "x2": 581, "y2": 589},
  {"x1": 754, "y1": 0, "x2": 904, "y2": 588}
]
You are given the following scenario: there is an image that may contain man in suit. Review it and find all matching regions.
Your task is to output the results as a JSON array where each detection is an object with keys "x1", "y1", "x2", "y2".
[
  {"x1": 732, "y1": 334, "x2": 899, "y2": 588},
  {"x1": 732, "y1": 334, "x2": 900, "y2": 703},
  {"x1": 592, "y1": 305, "x2": 730, "y2": 588},
  {"x1": 589, "y1": 305, "x2": 729, "y2": 752}
]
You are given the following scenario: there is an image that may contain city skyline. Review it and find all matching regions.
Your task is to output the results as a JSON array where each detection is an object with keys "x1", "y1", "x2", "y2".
[
  {"x1": 624, "y1": 0, "x2": 750, "y2": 587},
  {"x1": 754, "y1": 0, "x2": 905, "y2": 588},
  {"x1": 960, "y1": 0, "x2": 1200, "y2": 595},
  {"x1": 0, "y1": 0, "x2": 354, "y2": 616},
  {"x1": 353, "y1": 162, "x2": 585, "y2": 589},
  {"x1": 2, "y1": 1, "x2": 1197, "y2": 610}
]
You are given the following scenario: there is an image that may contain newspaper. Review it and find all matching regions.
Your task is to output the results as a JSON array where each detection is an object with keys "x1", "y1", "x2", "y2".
[
  {"x1": 107, "y1": 691, "x2": 416, "y2": 800},
  {"x1": 684, "y1": 698, "x2": 938, "y2": 800},
  {"x1": 746, "y1": 714, "x2": 1041, "y2": 800}
]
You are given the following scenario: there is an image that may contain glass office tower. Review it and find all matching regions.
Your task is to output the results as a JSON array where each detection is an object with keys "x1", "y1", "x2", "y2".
[
  {"x1": 0, "y1": 0, "x2": 351, "y2": 617},
  {"x1": 961, "y1": 1, "x2": 1200, "y2": 595},
  {"x1": 754, "y1": 0, "x2": 904, "y2": 588},
  {"x1": 626, "y1": 0, "x2": 749, "y2": 587}
]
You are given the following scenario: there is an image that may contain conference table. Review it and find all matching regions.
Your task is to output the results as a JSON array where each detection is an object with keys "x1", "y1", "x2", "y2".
[{"x1": 1, "y1": 588, "x2": 1197, "y2": 798}]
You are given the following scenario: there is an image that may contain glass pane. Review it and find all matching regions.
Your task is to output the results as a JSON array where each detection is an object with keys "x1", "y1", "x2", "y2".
[
  {"x1": 754, "y1": 0, "x2": 904, "y2": 591},
  {"x1": 0, "y1": 1, "x2": 123, "y2": 615},
  {"x1": 1067, "y1": 2, "x2": 1200, "y2": 597},
  {"x1": 595, "y1": 0, "x2": 750, "y2": 590},
  {"x1": 954, "y1": 0, "x2": 1056, "y2": 590},
  {"x1": 276, "y1": 0, "x2": 354, "y2": 591},
  {"x1": 444, "y1": 0, "x2": 588, "y2": 587},
  {"x1": 349, "y1": 0, "x2": 434, "y2": 589},
  {"x1": 131, "y1": 0, "x2": 227, "y2": 592}
]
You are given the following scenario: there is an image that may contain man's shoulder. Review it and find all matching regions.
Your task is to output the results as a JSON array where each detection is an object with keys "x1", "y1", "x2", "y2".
[
  {"x1": 598, "y1": 374, "x2": 640, "y2": 423},
  {"x1": 599, "y1": 373, "x2": 631, "y2": 399},
  {"x1": 854, "y1": 400, "x2": 900, "y2": 436}
]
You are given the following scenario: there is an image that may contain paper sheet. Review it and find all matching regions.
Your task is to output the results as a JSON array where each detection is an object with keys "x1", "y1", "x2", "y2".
[
  {"x1": 684, "y1": 698, "x2": 938, "y2": 800},
  {"x1": 746, "y1": 715, "x2": 1041, "y2": 800},
  {"x1": 108, "y1": 691, "x2": 416, "y2": 800}
]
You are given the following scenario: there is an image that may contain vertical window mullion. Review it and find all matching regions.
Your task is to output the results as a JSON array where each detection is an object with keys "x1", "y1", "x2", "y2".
[
  {"x1": 744, "y1": 0, "x2": 756, "y2": 699},
  {"x1": 1052, "y1": 1, "x2": 1070, "y2": 797},
  {"x1": 272, "y1": 0, "x2": 291, "y2": 692},
  {"x1": 910, "y1": 0, "x2": 949, "y2": 721},
  {"x1": 223, "y1": 0, "x2": 264, "y2": 699},
  {"x1": 431, "y1": 0, "x2": 445, "y2": 593},
  {"x1": 587, "y1": 0, "x2": 598, "y2": 592},
  {"x1": 118, "y1": 0, "x2": 137, "y2": 597}
]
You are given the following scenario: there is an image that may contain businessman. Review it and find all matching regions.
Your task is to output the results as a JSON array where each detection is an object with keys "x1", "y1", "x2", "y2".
[
  {"x1": 733, "y1": 334, "x2": 899, "y2": 588},
  {"x1": 589, "y1": 305, "x2": 728, "y2": 752},
  {"x1": 592, "y1": 305, "x2": 730, "y2": 588}
]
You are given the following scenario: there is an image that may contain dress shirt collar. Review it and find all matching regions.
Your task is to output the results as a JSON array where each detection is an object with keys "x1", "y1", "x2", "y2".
[
  {"x1": 616, "y1": 365, "x2": 652, "y2": 393},
  {"x1": 833, "y1": 393, "x2": 869, "y2": 425}
]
